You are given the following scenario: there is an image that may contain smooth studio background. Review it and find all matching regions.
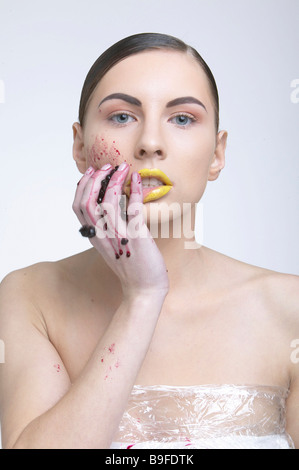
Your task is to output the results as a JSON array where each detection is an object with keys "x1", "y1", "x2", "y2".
[
  {"x1": 0, "y1": 0, "x2": 298, "y2": 450},
  {"x1": 0, "y1": 0, "x2": 298, "y2": 279}
]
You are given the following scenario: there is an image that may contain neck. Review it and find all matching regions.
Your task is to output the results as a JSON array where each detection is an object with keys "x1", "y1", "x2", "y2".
[
  {"x1": 89, "y1": 202, "x2": 207, "y2": 301},
  {"x1": 147, "y1": 202, "x2": 206, "y2": 297}
]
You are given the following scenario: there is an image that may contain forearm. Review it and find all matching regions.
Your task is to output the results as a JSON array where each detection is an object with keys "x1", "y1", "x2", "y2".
[{"x1": 13, "y1": 293, "x2": 166, "y2": 449}]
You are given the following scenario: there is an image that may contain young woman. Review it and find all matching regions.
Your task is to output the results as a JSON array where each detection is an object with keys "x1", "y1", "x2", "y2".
[{"x1": 0, "y1": 33, "x2": 298, "y2": 449}]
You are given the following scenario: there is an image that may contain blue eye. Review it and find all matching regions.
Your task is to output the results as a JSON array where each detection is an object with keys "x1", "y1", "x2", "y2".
[
  {"x1": 110, "y1": 113, "x2": 135, "y2": 124},
  {"x1": 171, "y1": 114, "x2": 195, "y2": 126}
]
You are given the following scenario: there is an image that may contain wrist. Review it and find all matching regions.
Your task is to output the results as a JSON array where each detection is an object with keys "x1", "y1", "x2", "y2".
[
  {"x1": 121, "y1": 290, "x2": 168, "y2": 319},
  {"x1": 123, "y1": 288, "x2": 168, "y2": 304}
]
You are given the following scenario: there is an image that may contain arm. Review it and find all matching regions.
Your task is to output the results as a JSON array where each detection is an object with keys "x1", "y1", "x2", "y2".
[
  {"x1": 286, "y1": 375, "x2": 299, "y2": 448},
  {"x1": 272, "y1": 273, "x2": 299, "y2": 448},
  {"x1": 0, "y1": 271, "x2": 166, "y2": 449},
  {"x1": 0, "y1": 163, "x2": 169, "y2": 448},
  {"x1": 285, "y1": 276, "x2": 299, "y2": 448}
]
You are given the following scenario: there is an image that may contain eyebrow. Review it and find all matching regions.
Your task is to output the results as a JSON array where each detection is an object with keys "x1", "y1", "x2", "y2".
[
  {"x1": 166, "y1": 96, "x2": 207, "y2": 112},
  {"x1": 99, "y1": 93, "x2": 207, "y2": 112},
  {"x1": 99, "y1": 93, "x2": 142, "y2": 107}
]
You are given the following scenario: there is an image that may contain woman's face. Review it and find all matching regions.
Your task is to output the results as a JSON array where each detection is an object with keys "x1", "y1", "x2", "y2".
[{"x1": 73, "y1": 50, "x2": 227, "y2": 221}]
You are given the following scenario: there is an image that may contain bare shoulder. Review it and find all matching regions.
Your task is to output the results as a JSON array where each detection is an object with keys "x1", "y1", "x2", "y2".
[
  {"x1": 1, "y1": 260, "x2": 60, "y2": 292},
  {"x1": 0, "y1": 249, "x2": 93, "y2": 298},
  {"x1": 261, "y1": 269, "x2": 299, "y2": 317},
  {"x1": 202, "y1": 247, "x2": 299, "y2": 334},
  {"x1": 0, "y1": 261, "x2": 64, "y2": 310},
  {"x1": 204, "y1": 246, "x2": 298, "y2": 309},
  {"x1": 0, "y1": 262, "x2": 55, "y2": 322},
  {"x1": 0, "y1": 250, "x2": 91, "y2": 327},
  {"x1": 241, "y1": 259, "x2": 299, "y2": 323}
]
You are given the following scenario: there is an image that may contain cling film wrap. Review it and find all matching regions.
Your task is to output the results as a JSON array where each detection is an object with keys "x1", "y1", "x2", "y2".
[{"x1": 111, "y1": 384, "x2": 294, "y2": 449}]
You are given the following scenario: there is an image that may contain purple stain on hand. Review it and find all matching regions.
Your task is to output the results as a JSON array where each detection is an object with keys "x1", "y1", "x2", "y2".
[{"x1": 97, "y1": 166, "x2": 119, "y2": 204}]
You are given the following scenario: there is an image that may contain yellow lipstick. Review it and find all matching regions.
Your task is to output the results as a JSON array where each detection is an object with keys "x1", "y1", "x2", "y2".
[{"x1": 125, "y1": 168, "x2": 173, "y2": 203}]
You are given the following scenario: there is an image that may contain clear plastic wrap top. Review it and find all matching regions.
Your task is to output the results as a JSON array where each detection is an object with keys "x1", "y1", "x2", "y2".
[{"x1": 111, "y1": 384, "x2": 294, "y2": 449}]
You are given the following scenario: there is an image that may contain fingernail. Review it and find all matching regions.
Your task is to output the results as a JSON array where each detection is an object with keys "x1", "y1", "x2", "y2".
[
  {"x1": 102, "y1": 163, "x2": 112, "y2": 170},
  {"x1": 86, "y1": 166, "x2": 95, "y2": 175},
  {"x1": 132, "y1": 172, "x2": 139, "y2": 182},
  {"x1": 118, "y1": 162, "x2": 127, "y2": 171}
]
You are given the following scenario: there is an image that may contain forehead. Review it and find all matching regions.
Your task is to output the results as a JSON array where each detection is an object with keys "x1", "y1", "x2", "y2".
[{"x1": 92, "y1": 49, "x2": 212, "y2": 105}]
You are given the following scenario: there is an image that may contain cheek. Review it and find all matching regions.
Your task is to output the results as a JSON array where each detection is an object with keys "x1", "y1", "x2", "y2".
[
  {"x1": 190, "y1": 139, "x2": 216, "y2": 177},
  {"x1": 87, "y1": 136, "x2": 127, "y2": 168},
  {"x1": 175, "y1": 129, "x2": 214, "y2": 157},
  {"x1": 177, "y1": 140, "x2": 214, "y2": 178},
  {"x1": 175, "y1": 147, "x2": 214, "y2": 202}
]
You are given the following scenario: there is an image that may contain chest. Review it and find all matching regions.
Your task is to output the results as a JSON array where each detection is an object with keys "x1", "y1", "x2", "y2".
[
  {"x1": 50, "y1": 291, "x2": 289, "y2": 388},
  {"x1": 135, "y1": 306, "x2": 287, "y2": 386}
]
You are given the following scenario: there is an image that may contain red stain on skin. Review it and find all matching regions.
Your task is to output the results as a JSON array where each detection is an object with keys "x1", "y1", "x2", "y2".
[
  {"x1": 89, "y1": 136, "x2": 105, "y2": 165},
  {"x1": 108, "y1": 343, "x2": 115, "y2": 354},
  {"x1": 115, "y1": 360, "x2": 120, "y2": 368},
  {"x1": 53, "y1": 364, "x2": 61, "y2": 372},
  {"x1": 89, "y1": 136, "x2": 122, "y2": 167},
  {"x1": 126, "y1": 444, "x2": 135, "y2": 449}
]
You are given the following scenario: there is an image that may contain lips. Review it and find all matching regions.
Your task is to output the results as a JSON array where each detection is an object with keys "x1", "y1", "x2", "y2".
[{"x1": 125, "y1": 168, "x2": 173, "y2": 203}]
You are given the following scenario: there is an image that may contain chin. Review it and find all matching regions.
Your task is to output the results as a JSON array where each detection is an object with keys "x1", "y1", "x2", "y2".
[{"x1": 143, "y1": 200, "x2": 183, "y2": 231}]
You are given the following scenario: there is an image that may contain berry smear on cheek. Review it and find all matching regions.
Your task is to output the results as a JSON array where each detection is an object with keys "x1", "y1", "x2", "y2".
[{"x1": 88, "y1": 136, "x2": 132, "y2": 168}]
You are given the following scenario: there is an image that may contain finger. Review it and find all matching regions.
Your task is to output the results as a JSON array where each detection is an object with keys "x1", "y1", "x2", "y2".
[
  {"x1": 94, "y1": 201, "x2": 129, "y2": 260},
  {"x1": 72, "y1": 166, "x2": 96, "y2": 224},
  {"x1": 127, "y1": 172, "x2": 148, "y2": 240},
  {"x1": 100, "y1": 162, "x2": 130, "y2": 242},
  {"x1": 127, "y1": 171, "x2": 143, "y2": 211},
  {"x1": 103, "y1": 162, "x2": 130, "y2": 204},
  {"x1": 80, "y1": 164, "x2": 114, "y2": 225}
]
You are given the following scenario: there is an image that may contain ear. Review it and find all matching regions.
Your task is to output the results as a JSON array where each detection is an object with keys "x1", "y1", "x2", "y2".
[
  {"x1": 208, "y1": 130, "x2": 228, "y2": 181},
  {"x1": 72, "y1": 122, "x2": 87, "y2": 174}
]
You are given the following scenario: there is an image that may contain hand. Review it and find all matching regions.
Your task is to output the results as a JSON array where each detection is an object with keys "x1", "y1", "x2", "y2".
[{"x1": 72, "y1": 163, "x2": 169, "y2": 299}]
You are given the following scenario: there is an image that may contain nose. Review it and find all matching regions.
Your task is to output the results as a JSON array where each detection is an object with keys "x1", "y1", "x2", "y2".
[{"x1": 134, "y1": 121, "x2": 167, "y2": 161}]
